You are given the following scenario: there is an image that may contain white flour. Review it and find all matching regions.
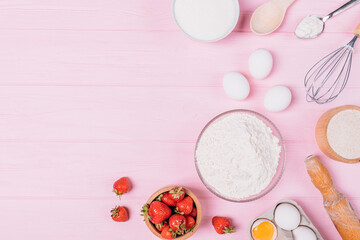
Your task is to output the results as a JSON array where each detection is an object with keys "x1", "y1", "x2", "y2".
[
  {"x1": 327, "y1": 110, "x2": 360, "y2": 159},
  {"x1": 295, "y1": 16, "x2": 324, "y2": 39},
  {"x1": 173, "y1": 0, "x2": 237, "y2": 41},
  {"x1": 196, "y1": 113, "x2": 281, "y2": 199}
]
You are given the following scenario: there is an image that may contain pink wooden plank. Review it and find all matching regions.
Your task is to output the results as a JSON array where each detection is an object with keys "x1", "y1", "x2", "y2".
[
  {"x1": 0, "y1": 86, "x2": 359, "y2": 141},
  {"x1": 1, "y1": 142, "x2": 359, "y2": 200},
  {"x1": 0, "y1": 0, "x2": 359, "y2": 33},
  {"x1": 0, "y1": 30, "x2": 359, "y2": 87}
]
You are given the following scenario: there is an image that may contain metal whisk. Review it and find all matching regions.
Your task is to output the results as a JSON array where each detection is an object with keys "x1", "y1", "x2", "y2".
[{"x1": 304, "y1": 24, "x2": 360, "y2": 104}]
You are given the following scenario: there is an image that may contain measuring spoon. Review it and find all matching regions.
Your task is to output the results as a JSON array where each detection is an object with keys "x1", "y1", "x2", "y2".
[
  {"x1": 295, "y1": 0, "x2": 360, "y2": 39},
  {"x1": 250, "y1": 0, "x2": 295, "y2": 35}
]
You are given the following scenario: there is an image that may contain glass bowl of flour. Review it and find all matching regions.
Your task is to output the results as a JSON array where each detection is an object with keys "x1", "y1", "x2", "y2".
[{"x1": 195, "y1": 110, "x2": 286, "y2": 202}]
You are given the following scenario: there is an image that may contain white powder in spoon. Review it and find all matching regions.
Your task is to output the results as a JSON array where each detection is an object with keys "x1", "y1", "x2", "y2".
[
  {"x1": 327, "y1": 110, "x2": 360, "y2": 159},
  {"x1": 196, "y1": 113, "x2": 281, "y2": 199},
  {"x1": 295, "y1": 16, "x2": 324, "y2": 39},
  {"x1": 173, "y1": 0, "x2": 238, "y2": 41}
]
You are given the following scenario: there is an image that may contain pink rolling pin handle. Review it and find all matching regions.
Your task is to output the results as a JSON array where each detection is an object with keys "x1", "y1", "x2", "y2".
[{"x1": 355, "y1": 23, "x2": 360, "y2": 36}]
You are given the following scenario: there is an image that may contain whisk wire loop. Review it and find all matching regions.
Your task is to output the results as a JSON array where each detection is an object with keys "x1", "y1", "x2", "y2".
[{"x1": 304, "y1": 35, "x2": 357, "y2": 104}]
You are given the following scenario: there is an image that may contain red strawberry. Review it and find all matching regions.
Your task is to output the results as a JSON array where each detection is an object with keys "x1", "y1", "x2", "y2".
[
  {"x1": 169, "y1": 187, "x2": 185, "y2": 202},
  {"x1": 185, "y1": 215, "x2": 195, "y2": 230},
  {"x1": 212, "y1": 216, "x2": 235, "y2": 234},
  {"x1": 161, "y1": 225, "x2": 176, "y2": 239},
  {"x1": 113, "y1": 177, "x2": 131, "y2": 199},
  {"x1": 169, "y1": 214, "x2": 186, "y2": 235},
  {"x1": 175, "y1": 196, "x2": 193, "y2": 215},
  {"x1": 141, "y1": 201, "x2": 171, "y2": 224},
  {"x1": 157, "y1": 192, "x2": 177, "y2": 207},
  {"x1": 155, "y1": 221, "x2": 168, "y2": 232},
  {"x1": 110, "y1": 206, "x2": 129, "y2": 222},
  {"x1": 189, "y1": 207, "x2": 197, "y2": 218}
]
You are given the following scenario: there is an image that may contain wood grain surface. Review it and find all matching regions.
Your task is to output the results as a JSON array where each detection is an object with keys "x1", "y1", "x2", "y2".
[{"x1": 0, "y1": 0, "x2": 360, "y2": 239}]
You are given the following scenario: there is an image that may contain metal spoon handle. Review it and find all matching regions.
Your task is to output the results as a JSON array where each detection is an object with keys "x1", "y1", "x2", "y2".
[{"x1": 323, "y1": 0, "x2": 360, "y2": 22}]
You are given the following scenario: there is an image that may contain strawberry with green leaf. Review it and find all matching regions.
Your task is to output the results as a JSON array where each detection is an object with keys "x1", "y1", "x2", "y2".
[
  {"x1": 113, "y1": 177, "x2": 131, "y2": 199},
  {"x1": 212, "y1": 216, "x2": 235, "y2": 234},
  {"x1": 155, "y1": 221, "x2": 168, "y2": 232},
  {"x1": 141, "y1": 201, "x2": 171, "y2": 224},
  {"x1": 157, "y1": 192, "x2": 177, "y2": 207},
  {"x1": 169, "y1": 187, "x2": 185, "y2": 202},
  {"x1": 175, "y1": 196, "x2": 193, "y2": 215},
  {"x1": 169, "y1": 214, "x2": 186, "y2": 235},
  {"x1": 161, "y1": 225, "x2": 176, "y2": 239},
  {"x1": 111, "y1": 206, "x2": 129, "y2": 222},
  {"x1": 185, "y1": 215, "x2": 195, "y2": 231}
]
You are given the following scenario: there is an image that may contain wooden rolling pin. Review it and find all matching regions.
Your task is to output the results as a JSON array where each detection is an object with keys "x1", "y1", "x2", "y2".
[{"x1": 305, "y1": 155, "x2": 360, "y2": 239}]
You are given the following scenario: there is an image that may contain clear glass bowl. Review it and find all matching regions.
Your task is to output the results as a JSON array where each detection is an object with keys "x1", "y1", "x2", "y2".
[{"x1": 194, "y1": 109, "x2": 286, "y2": 202}]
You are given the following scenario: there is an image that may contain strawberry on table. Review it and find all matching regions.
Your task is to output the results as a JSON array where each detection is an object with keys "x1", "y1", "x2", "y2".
[
  {"x1": 111, "y1": 206, "x2": 129, "y2": 222},
  {"x1": 161, "y1": 225, "x2": 176, "y2": 239},
  {"x1": 113, "y1": 177, "x2": 131, "y2": 199},
  {"x1": 141, "y1": 201, "x2": 171, "y2": 224},
  {"x1": 212, "y1": 216, "x2": 235, "y2": 234},
  {"x1": 185, "y1": 215, "x2": 195, "y2": 231},
  {"x1": 169, "y1": 214, "x2": 187, "y2": 235},
  {"x1": 175, "y1": 196, "x2": 193, "y2": 215},
  {"x1": 157, "y1": 192, "x2": 177, "y2": 207},
  {"x1": 169, "y1": 187, "x2": 185, "y2": 202}
]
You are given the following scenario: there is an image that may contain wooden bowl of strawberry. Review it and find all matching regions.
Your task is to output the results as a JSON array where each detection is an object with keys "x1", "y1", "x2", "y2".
[{"x1": 141, "y1": 186, "x2": 202, "y2": 239}]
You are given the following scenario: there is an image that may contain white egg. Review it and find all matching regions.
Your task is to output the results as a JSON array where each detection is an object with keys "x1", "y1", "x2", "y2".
[
  {"x1": 264, "y1": 86, "x2": 292, "y2": 112},
  {"x1": 293, "y1": 226, "x2": 317, "y2": 240},
  {"x1": 248, "y1": 49, "x2": 273, "y2": 79},
  {"x1": 223, "y1": 72, "x2": 250, "y2": 100},
  {"x1": 274, "y1": 203, "x2": 301, "y2": 230}
]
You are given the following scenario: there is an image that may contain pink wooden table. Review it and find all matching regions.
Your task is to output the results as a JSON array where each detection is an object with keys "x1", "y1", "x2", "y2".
[{"x1": 0, "y1": 0, "x2": 360, "y2": 239}]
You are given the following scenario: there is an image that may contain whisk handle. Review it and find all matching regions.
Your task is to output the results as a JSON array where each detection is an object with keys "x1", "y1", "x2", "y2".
[{"x1": 354, "y1": 23, "x2": 360, "y2": 36}]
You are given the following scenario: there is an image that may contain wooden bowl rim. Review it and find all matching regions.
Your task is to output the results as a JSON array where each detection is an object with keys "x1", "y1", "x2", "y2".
[
  {"x1": 317, "y1": 105, "x2": 360, "y2": 163},
  {"x1": 144, "y1": 186, "x2": 202, "y2": 240}
]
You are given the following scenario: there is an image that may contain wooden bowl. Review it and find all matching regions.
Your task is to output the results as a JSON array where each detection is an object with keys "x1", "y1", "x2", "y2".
[
  {"x1": 144, "y1": 186, "x2": 202, "y2": 240},
  {"x1": 315, "y1": 105, "x2": 360, "y2": 164}
]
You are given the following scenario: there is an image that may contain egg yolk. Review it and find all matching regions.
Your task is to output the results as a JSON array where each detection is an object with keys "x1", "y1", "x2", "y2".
[{"x1": 252, "y1": 221, "x2": 276, "y2": 240}]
